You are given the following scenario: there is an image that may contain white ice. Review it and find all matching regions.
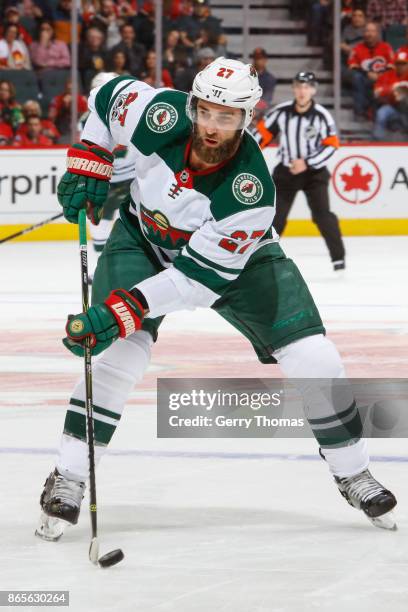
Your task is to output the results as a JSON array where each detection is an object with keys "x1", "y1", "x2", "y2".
[{"x1": 0, "y1": 235, "x2": 407, "y2": 612}]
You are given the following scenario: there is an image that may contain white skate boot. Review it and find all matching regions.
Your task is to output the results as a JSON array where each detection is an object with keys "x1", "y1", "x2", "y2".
[
  {"x1": 335, "y1": 468, "x2": 397, "y2": 530},
  {"x1": 35, "y1": 469, "x2": 86, "y2": 541}
]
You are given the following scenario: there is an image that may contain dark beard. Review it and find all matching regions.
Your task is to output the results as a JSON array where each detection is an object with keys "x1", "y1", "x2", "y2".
[{"x1": 191, "y1": 128, "x2": 241, "y2": 165}]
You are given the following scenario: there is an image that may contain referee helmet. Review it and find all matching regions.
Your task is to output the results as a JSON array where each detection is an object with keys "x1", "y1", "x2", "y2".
[{"x1": 293, "y1": 71, "x2": 318, "y2": 87}]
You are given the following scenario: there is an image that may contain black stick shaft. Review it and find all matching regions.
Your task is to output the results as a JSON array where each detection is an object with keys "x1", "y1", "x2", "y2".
[
  {"x1": 0, "y1": 212, "x2": 64, "y2": 244},
  {"x1": 78, "y1": 210, "x2": 98, "y2": 541}
]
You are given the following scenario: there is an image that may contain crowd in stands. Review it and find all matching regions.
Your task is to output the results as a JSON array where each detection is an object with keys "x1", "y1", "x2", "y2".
[
  {"x1": 291, "y1": 0, "x2": 408, "y2": 139},
  {"x1": 1, "y1": 0, "x2": 407, "y2": 146},
  {"x1": 0, "y1": 0, "x2": 237, "y2": 145}
]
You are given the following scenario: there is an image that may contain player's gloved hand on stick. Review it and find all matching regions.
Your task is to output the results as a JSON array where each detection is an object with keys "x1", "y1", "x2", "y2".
[
  {"x1": 63, "y1": 289, "x2": 145, "y2": 356},
  {"x1": 57, "y1": 142, "x2": 114, "y2": 225}
]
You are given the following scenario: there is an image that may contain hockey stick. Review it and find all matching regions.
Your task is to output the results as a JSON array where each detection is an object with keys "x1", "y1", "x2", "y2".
[
  {"x1": 78, "y1": 209, "x2": 124, "y2": 568},
  {"x1": 0, "y1": 212, "x2": 64, "y2": 244}
]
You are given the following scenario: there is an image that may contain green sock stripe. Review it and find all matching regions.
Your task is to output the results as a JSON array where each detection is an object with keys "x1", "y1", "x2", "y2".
[
  {"x1": 64, "y1": 410, "x2": 86, "y2": 441},
  {"x1": 312, "y1": 410, "x2": 363, "y2": 448},
  {"x1": 64, "y1": 410, "x2": 116, "y2": 446},
  {"x1": 93, "y1": 243, "x2": 105, "y2": 252},
  {"x1": 70, "y1": 397, "x2": 121, "y2": 421},
  {"x1": 308, "y1": 401, "x2": 357, "y2": 426}
]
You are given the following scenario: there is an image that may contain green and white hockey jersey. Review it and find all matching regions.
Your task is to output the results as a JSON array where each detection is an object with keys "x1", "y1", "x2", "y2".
[{"x1": 82, "y1": 76, "x2": 277, "y2": 318}]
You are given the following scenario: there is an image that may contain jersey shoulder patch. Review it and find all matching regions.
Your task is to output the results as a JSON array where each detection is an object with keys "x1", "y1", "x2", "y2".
[
  {"x1": 130, "y1": 89, "x2": 190, "y2": 156},
  {"x1": 210, "y1": 132, "x2": 276, "y2": 222},
  {"x1": 94, "y1": 76, "x2": 137, "y2": 128}
]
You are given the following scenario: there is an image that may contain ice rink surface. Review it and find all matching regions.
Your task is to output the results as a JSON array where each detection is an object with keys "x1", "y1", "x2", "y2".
[{"x1": 0, "y1": 235, "x2": 407, "y2": 612}]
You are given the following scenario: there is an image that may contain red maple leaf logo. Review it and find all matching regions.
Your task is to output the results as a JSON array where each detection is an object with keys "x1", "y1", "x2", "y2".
[
  {"x1": 340, "y1": 163, "x2": 373, "y2": 192},
  {"x1": 242, "y1": 182, "x2": 254, "y2": 193},
  {"x1": 157, "y1": 110, "x2": 167, "y2": 125}
]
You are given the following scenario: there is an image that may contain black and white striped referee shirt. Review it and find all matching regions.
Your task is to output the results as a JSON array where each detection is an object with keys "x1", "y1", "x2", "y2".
[{"x1": 254, "y1": 100, "x2": 339, "y2": 170}]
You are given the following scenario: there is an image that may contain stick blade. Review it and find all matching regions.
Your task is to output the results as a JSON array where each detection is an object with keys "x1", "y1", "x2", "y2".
[{"x1": 89, "y1": 537, "x2": 100, "y2": 565}]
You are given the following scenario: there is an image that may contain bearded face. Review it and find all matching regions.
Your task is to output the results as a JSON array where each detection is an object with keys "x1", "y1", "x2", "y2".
[{"x1": 191, "y1": 126, "x2": 242, "y2": 164}]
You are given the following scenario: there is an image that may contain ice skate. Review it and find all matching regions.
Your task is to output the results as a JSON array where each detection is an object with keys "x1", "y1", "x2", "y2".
[
  {"x1": 35, "y1": 469, "x2": 86, "y2": 541},
  {"x1": 335, "y1": 468, "x2": 397, "y2": 530}
]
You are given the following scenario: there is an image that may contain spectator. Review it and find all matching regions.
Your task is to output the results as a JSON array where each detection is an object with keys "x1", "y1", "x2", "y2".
[
  {"x1": 107, "y1": 49, "x2": 131, "y2": 75},
  {"x1": 29, "y1": 21, "x2": 71, "y2": 70},
  {"x1": 308, "y1": 0, "x2": 332, "y2": 47},
  {"x1": 195, "y1": 46, "x2": 215, "y2": 71},
  {"x1": 0, "y1": 79, "x2": 24, "y2": 130},
  {"x1": 373, "y1": 50, "x2": 408, "y2": 139},
  {"x1": 91, "y1": 0, "x2": 122, "y2": 49},
  {"x1": 48, "y1": 78, "x2": 88, "y2": 141},
  {"x1": 14, "y1": 0, "x2": 45, "y2": 27},
  {"x1": 0, "y1": 23, "x2": 32, "y2": 69},
  {"x1": 213, "y1": 32, "x2": 228, "y2": 57},
  {"x1": 1, "y1": 6, "x2": 33, "y2": 45},
  {"x1": 16, "y1": 99, "x2": 60, "y2": 142},
  {"x1": 24, "y1": 0, "x2": 52, "y2": 21},
  {"x1": 340, "y1": 0, "x2": 354, "y2": 28},
  {"x1": 177, "y1": 0, "x2": 222, "y2": 49},
  {"x1": 366, "y1": 0, "x2": 408, "y2": 28},
  {"x1": 111, "y1": 23, "x2": 146, "y2": 77},
  {"x1": 78, "y1": 27, "x2": 107, "y2": 91},
  {"x1": 341, "y1": 9, "x2": 366, "y2": 62},
  {"x1": 251, "y1": 47, "x2": 276, "y2": 105},
  {"x1": 163, "y1": 29, "x2": 184, "y2": 74},
  {"x1": 116, "y1": 0, "x2": 137, "y2": 20},
  {"x1": 52, "y1": 0, "x2": 82, "y2": 45},
  {"x1": 0, "y1": 120, "x2": 14, "y2": 145},
  {"x1": 341, "y1": 8, "x2": 366, "y2": 87},
  {"x1": 348, "y1": 22, "x2": 394, "y2": 117},
  {"x1": 13, "y1": 115, "x2": 53, "y2": 145},
  {"x1": 140, "y1": 50, "x2": 174, "y2": 88},
  {"x1": 132, "y1": 2, "x2": 156, "y2": 51},
  {"x1": 193, "y1": 27, "x2": 212, "y2": 55},
  {"x1": 172, "y1": 49, "x2": 195, "y2": 91}
]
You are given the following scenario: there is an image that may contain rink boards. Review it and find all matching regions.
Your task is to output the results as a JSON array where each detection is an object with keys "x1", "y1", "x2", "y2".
[{"x1": 0, "y1": 144, "x2": 407, "y2": 240}]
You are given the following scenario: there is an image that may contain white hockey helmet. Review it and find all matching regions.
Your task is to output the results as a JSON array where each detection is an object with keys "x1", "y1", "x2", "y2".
[
  {"x1": 91, "y1": 72, "x2": 119, "y2": 89},
  {"x1": 187, "y1": 57, "x2": 263, "y2": 129}
]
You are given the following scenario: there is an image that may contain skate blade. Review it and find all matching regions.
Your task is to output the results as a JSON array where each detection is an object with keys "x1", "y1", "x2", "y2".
[
  {"x1": 367, "y1": 509, "x2": 397, "y2": 531},
  {"x1": 35, "y1": 512, "x2": 69, "y2": 542}
]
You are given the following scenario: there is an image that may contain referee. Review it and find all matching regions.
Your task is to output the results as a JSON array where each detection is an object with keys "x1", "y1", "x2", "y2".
[{"x1": 255, "y1": 71, "x2": 345, "y2": 272}]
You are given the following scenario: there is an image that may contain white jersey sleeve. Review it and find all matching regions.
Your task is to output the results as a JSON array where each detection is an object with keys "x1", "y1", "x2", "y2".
[
  {"x1": 137, "y1": 204, "x2": 275, "y2": 317},
  {"x1": 81, "y1": 76, "x2": 161, "y2": 149}
]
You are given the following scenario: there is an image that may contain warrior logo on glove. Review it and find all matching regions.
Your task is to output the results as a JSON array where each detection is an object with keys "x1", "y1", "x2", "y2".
[{"x1": 57, "y1": 142, "x2": 114, "y2": 225}]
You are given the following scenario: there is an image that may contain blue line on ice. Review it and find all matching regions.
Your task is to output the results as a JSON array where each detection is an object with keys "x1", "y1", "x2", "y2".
[{"x1": 0, "y1": 447, "x2": 406, "y2": 462}]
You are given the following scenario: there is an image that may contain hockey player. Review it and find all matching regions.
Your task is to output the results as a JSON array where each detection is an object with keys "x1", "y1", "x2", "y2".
[
  {"x1": 36, "y1": 58, "x2": 397, "y2": 541},
  {"x1": 83, "y1": 73, "x2": 137, "y2": 280}
]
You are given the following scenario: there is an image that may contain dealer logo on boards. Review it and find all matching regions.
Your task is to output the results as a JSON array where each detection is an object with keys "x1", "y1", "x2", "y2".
[{"x1": 332, "y1": 155, "x2": 382, "y2": 204}]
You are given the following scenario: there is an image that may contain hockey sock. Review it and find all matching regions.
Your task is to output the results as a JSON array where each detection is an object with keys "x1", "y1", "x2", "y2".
[
  {"x1": 90, "y1": 218, "x2": 112, "y2": 253},
  {"x1": 273, "y1": 334, "x2": 369, "y2": 472},
  {"x1": 57, "y1": 330, "x2": 153, "y2": 480}
]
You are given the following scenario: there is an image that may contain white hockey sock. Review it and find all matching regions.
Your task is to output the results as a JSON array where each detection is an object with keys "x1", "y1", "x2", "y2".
[
  {"x1": 273, "y1": 334, "x2": 369, "y2": 476},
  {"x1": 321, "y1": 438, "x2": 369, "y2": 478},
  {"x1": 57, "y1": 330, "x2": 153, "y2": 481}
]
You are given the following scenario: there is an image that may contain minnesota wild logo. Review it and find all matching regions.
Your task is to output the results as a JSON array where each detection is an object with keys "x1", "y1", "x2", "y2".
[
  {"x1": 140, "y1": 205, "x2": 192, "y2": 249},
  {"x1": 232, "y1": 173, "x2": 263, "y2": 205},
  {"x1": 146, "y1": 103, "x2": 178, "y2": 133}
]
